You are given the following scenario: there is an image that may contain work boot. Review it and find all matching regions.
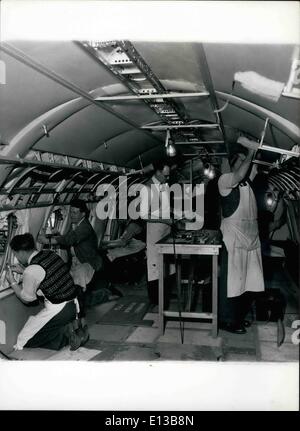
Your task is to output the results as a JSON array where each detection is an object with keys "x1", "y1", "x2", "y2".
[
  {"x1": 76, "y1": 320, "x2": 90, "y2": 347},
  {"x1": 243, "y1": 319, "x2": 252, "y2": 328},
  {"x1": 219, "y1": 322, "x2": 247, "y2": 334},
  {"x1": 66, "y1": 321, "x2": 82, "y2": 351}
]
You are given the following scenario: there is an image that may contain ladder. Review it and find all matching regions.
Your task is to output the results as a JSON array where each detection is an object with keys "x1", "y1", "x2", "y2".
[{"x1": 78, "y1": 40, "x2": 229, "y2": 161}]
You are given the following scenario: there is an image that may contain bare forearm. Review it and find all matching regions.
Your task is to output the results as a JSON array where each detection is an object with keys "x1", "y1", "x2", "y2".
[
  {"x1": 10, "y1": 282, "x2": 26, "y2": 302},
  {"x1": 233, "y1": 151, "x2": 254, "y2": 183},
  {"x1": 6, "y1": 268, "x2": 24, "y2": 300},
  {"x1": 37, "y1": 233, "x2": 60, "y2": 245}
]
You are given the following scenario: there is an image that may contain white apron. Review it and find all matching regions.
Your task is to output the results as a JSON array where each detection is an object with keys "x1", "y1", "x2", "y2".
[
  {"x1": 147, "y1": 222, "x2": 171, "y2": 281},
  {"x1": 70, "y1": 254, "x2": 94, "y2": 292},
  {"x1": 220, "y1": 183, "x2": 265, "y2": 298},
  {"x1": 145, "y1": 181, "x2": 175, "y2": 281},
  {"x1": 14, "y1": 296, "x2": 71, "y2": 350}
]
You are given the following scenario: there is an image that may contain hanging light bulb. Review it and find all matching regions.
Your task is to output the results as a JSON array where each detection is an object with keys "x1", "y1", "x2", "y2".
[
  {"x1": 166, "y1": 141, "x2": 177, "y2": 157},
  {"x1": 165, "y1": 130, "x2": 177, "y2": 157},
  {"x1": 203, "y1": 163, "x2": 215, "y2": 179},
  {"x1": 208, "y1": 168, "x2": 215, "y2": 179},
  {"x1": 204, "y1": 163, "x2": 211, "y2": 176},
  {"x1": 265, "y1": 191, "x2": 276, "y2": 208}
]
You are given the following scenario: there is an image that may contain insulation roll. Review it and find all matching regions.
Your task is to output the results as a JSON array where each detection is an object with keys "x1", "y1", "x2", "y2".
[
  {"x1": 237, "y1": 136, "x2": 260, "y2": 150},
  {"x1": 234, "y1": 71, "x2": 285, "y2": 102}
]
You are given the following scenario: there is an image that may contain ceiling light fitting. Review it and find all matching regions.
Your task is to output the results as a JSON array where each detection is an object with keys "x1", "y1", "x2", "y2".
[
  {"x1": 42, "y1": 124, "x2": 50, "y2": 138},
  {"x1": 165, "y1": 130, "x2": 177, "y2": 158},
  {"x1": 203, "y1": 163, "x2": 215, "y2": 179}
]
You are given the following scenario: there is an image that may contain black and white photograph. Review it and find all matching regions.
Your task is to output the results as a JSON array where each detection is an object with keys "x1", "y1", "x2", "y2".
[{"x1": 0, "y1": 0, "x2": 299, "y2": 412}]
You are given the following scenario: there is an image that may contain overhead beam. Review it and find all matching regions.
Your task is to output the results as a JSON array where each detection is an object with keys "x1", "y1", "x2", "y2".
[
  {"x1": 0, "y1": 187, "x2": 97, "y2": 196},
  {"x1": 174, "y1": 140, "x2": 224, "y2": 145},
  {"x1": 259, "y1": 144, "x2": 300, "y2": 158},
  {"x1": 78, "y1": 40, "x2": 187, "y2": 125},
  {"x1": 141, "y1": 124, "x2": 220, "y2": 130},
  {"x1": 0, "y1": 198, "x2": 100, "y2": 211},
  {"x1": 94, "y1": 92, "x2": 209, "y2": 101},
  {"x1": 0, "y1": 42, "x2": 164, "y2": 146},
  {"x1": 253, "y1": 160, "x2": 273, "y2": 167},
  {"x1": 196, "y1": 44, "x2": 229, "y2": 156},
  {"x1": 183, "y1": 152, "x2": 227, "y2": 157},
  {"x1": 116, "y1": 40, "x2": 188, "y2": 124},
  {"x1": 0, "y1": 42, "x2": 162, "y2": 188}
]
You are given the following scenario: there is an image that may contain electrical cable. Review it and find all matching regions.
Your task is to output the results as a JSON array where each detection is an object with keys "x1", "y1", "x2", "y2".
[
  {"x1": 214, "y1": 80, "x2": 236, "y2": 113},
  {"x1": 0, "y1": 214, "x2": 15, "y2": 286}
]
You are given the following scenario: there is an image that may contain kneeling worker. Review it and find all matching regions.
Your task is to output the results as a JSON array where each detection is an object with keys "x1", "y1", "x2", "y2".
[{"x1": 6, "y1": 233, "x2": 88, "y2": 351}]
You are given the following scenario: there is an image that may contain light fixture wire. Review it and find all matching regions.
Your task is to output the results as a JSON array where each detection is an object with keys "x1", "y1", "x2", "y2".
[{"x1": 214, "y1": 80, "x2": 236, "y2": 113}]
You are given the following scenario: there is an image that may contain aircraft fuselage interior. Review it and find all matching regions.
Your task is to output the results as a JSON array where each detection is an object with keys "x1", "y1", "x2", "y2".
[{"x1": 0, "y1": 39, "x2": 299, "y2": 363}]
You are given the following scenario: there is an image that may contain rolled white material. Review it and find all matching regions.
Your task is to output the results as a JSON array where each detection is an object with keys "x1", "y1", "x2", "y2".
[
  {"x1": 237, "y1": 136, "x2": 260, "y2": 150},
  {"x1": 234, "y1": 71, "x2": 285, "y2": 102}
]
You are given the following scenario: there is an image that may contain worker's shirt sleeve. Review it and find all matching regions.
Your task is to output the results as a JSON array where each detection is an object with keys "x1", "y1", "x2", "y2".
[
  {"x1": 56, "y1": 223, "x2": 89, "y2": 246},
  {"x1": 20, "y1": 264, "x2": 46, "y2": 302},
  {"x1": 218, "y1": 173, "x2": 238, "y2": 196}
]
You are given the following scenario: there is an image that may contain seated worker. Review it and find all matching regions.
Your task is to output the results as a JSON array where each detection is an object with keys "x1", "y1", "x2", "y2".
[
  {"x1": 38, "y1": 200, "x2": 118, "y2": 316},
  {"x1": 100, "y1": 219, "x2": 146, "y2": 284},
  {"x1": 38, "y1": 199, "x2": 103, "y2": 293},
  {"x1": 6, "y1": 233, "x2": 88, "y2": 351}
]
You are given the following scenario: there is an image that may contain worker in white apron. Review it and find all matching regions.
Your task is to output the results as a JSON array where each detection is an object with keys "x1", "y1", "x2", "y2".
[
  {"x1": 140, "y1": 161, "x2": 175, "y2": 304},
  {"x1": 218, "y1": 144, "x2": 264, "y2": 334},
  {"x1": 38, "y1": 199, "x2": 105, "y2": 327},
  {"x1": 6, "y1": 233, "x2": 86, "y2": 351}
]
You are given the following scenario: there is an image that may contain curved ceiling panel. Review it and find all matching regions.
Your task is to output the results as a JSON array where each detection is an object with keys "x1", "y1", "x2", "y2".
[
  {"x1": 127, "y1": 144, "x2": 167, "y2": 170},
  {"x1": 34, "y1": 104, "x2": 132, "y2": 159},
  {"x1": 204, "y1": 43, "x2": 299, "y2": 125},
  {"x1": 0, "y1": 40, "x2": 299, "y2": 181},
  {"x1": 99, "y1": 99, "x2": 161, "y2": 126},
  {"x1": 0, "y1": 51, "x2": 76, "y2": 143},
  {"x1": 88, "y1": 129, "x2": 160, "y2": 166},
  {"x1": 221, "y1": 103, "x2": 297, "y2": 153},
  {"x1": 9, "y1": 41, "x2": 120, "y2": 92},
  {"x1": 133, "y1": 42, "x2": 207, "y2": 90},
  {"x1": 178, "y1": 97, "x2": 216, "y2": 123}
]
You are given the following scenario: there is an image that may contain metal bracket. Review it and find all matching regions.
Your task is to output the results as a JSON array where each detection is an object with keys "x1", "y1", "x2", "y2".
[
  {"x1": 42, "y1": 124, "x2": 50, "y2": 138},
  {"x1": 80, "y1": 40, "x2": 186, "y2": 125},
  {"x1": 257, "y1": 117, "x2": 300, "y2": 158},
  {"x1": 174, "y1": 140, "x2": 224, "y2": 145},
  {"x1": 142, "y1": 123, "x2": 220, "y2": 130},
  {"x1": 259, "y1": 117, "x2": 269, "y2": 149}
]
